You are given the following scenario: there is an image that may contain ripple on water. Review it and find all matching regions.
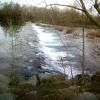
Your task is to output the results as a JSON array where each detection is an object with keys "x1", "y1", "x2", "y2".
[{"x1": 32, "y1": 24, "x2": 82, "y2": 78}]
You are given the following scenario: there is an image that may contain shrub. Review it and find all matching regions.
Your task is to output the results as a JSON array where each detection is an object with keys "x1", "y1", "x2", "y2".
[
  {"x1": 87, "y1": 29, "x2": 100, "y2": 39},
  {"x1": 66, "y1": 27, "x2": 74, "y2": 33}
]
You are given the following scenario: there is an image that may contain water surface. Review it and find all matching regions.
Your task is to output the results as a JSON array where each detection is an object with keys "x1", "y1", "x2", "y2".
[{"x1": 0, "y1": 22, "x2": 100, "y2": 79}]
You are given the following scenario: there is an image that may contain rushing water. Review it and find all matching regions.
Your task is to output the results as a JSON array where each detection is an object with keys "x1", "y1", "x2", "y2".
[
  {"x1": 32, "y1": 24, "x2": 81, "y2": 78},
  {"x1": 0, "y1": 22, "x2": 100, "y2": 80},
  {"x1": 32, "y1": 24, "x2": 100, "y2": 78}
]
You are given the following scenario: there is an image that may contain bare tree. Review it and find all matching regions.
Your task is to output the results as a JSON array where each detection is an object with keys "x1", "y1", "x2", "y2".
[{"x1": 48, "y1": 0, "x2": 100, "y2": 28}]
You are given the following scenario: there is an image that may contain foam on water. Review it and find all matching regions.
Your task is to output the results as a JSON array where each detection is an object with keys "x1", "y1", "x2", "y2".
[{"x1": 32, "y1": 24, "x2": 81, "y2": 78}]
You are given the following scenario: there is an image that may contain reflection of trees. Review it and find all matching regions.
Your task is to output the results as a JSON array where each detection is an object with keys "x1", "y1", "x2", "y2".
[
  {"x1": 2, "y1": 26, "x2": 22, "y2": 37},
  {"x1": 9, "y1": 26, "x2": 18, "y2": 89}
]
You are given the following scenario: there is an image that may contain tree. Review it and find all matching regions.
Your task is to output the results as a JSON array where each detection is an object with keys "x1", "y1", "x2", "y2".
[
  {"x1": 79, "y1": 0, "x2": 100, "y2": 27},
  {"x1": 48, "y1": 0, "x2": 100, "y2": 28}
]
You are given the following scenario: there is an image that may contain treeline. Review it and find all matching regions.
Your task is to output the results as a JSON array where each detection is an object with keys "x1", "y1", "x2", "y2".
[
  {"x1": 29, "y1": 7, "x2": 83, "y2": 26},
  {"x1": 0, "y1": 3, "x2": 34, "y2": 27},
  {"x1": 0, "y1": 3, "x2": 99, "y2": 27}
]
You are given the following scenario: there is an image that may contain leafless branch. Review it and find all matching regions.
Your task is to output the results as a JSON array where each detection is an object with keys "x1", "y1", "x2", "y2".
[
  {"x1": 80, "y1": 0, "x2": 100, "y2": 27},
  {"x1": 94, "y1": 0, "x2": 100, "y2": 14},
  {"x1": 47, "y1": 4, "x2": 84, "y2": 11},
  {"x1": 47, "y1": 2, "x2": 100, "y2": 28}
]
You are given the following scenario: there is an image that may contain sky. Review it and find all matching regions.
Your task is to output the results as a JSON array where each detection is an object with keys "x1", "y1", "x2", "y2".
[
  {"x1": 0, "y1": 0, "x2": 96, "y2": 13},
  {"x1": 0, "y1": 0, "x2": 75, "y2": 7}
]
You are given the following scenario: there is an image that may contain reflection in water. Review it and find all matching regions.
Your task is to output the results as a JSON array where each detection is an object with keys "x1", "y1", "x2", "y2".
[
  {"x1": 1, "y1": 22, "x2": 49, "y2": 100},
  {"x1": 0, "y1": 23, "x2": 40, "y2": 99},
  {"x1": 2, "y1": 25, "x2": 22, "y2": 37},
  {"x1": 0, "y1": 25, "x2": 22, "y2": 100}
]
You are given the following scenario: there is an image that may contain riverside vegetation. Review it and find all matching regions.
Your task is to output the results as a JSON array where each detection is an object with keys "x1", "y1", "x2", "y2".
[
  {"x1": 0, "y1": 71, "x2": 99, "y2": 100},
  {"x1": 0, "y1": 3, "x2": 100, "y2": 27}
]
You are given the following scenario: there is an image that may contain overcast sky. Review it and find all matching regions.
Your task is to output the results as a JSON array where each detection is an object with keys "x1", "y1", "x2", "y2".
[{"x1": 1, "y1": 0, "x2": 75, "y2": 7}]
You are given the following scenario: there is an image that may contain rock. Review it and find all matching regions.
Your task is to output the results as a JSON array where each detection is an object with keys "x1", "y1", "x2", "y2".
[
  {"x1": 91, "y1": 74, "x2": 100, "y2": 81},
  {"x1": 66, "y1": 27, "x2": 74, "y2": 34},
  {"x1": 91, "y1": 71, "x2": 100, "y2": 81},
  {"x1": 55, "y1": 26, "x2": 63, "y2": 31},
  {"x1": 74, "y1": 74, "x2": 91, "y2": 85},
  {"x1": 75, "y1": 74, "x2": 82, "y2": 81},
  {"x1": 72, "y1": 92, "x2": 98, "y2": 100}
]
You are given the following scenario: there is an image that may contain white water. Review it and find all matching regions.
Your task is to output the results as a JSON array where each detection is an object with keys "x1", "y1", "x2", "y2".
[
  {"x1": 32, "y1": 24, "x2": 81, "y2": 78},
  {"x1": 0, "y1": 22, "x2": 99, "y2": 78}
]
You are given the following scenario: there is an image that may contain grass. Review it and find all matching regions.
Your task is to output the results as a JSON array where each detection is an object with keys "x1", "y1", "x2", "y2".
[{"x1": 0, "y1": 71, "x2": 98, "y2": 100}]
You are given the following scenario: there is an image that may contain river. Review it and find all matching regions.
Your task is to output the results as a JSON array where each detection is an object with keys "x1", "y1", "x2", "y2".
[{"x1": 0, "y1": 22, "x2": 100, "y2": 79}]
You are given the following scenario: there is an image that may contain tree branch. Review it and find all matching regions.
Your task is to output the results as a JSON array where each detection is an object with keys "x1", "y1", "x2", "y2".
[
  {"x1": 47, "y1": 2, "x2": 100, "y2": 28},
  {"x1": 94, "y1": 0, "x2": 100, "y2": 14},
  {"x1": 79, "y1": 0, "x2": 100, "y2": 28},
  {"x1": 47, "y1": 4, "x2": 84, "y2": 11},
  {"x1": 95, "y1": 0, "x2": 98, "y2": 4}
]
